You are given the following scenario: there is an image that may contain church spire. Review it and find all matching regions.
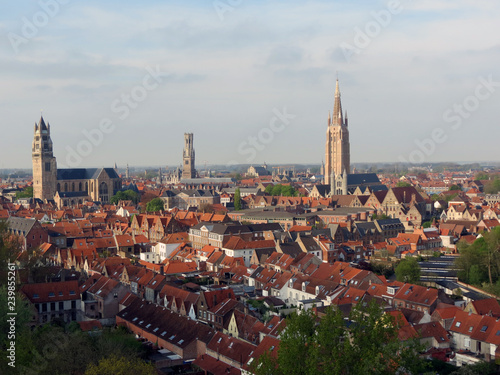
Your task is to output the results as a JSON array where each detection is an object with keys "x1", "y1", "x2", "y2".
[{"x1": 332, "y1": 79, "x2": 343, "y2": 126}]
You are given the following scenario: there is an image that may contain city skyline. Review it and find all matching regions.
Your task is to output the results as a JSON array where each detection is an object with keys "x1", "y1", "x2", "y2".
[{"x1": 1, "y1": 1, "x2": 499, "y2": 169}]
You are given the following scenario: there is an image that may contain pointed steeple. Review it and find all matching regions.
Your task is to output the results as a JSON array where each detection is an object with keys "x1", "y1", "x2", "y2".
[
  {"x1": 328, "y1": 111, "x2": 331, "y2": 126},
  {"x1": 332, "y1": 79, "x2": 343, "y2": 126},
  {"x1": 344, "y1": 110, "x2": 348, "y2": 127},
  {"x1": 38, "y1": 116, "x2": 48, "y2": 131}
]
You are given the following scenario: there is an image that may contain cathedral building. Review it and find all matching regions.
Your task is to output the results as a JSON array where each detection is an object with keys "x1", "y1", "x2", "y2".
[{"x1": 32, "y1": 116, "x2": 121, "y2": 207}]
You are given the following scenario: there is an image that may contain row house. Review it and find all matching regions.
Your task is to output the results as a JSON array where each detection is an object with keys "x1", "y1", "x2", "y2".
[
  {"x1": 248, "y1": 266, "x2": 278, "y2": 289},
  {"x1": 116, "y1": 298, "x2": 216, "y2": 360},
  {"x1": 7, "y1": 217, "x2": 49, "y2": 251},
  {"x1": 131, "y1": 214, "x2": 188, "y2": 241},
  {"x1": 158, "y1": 284, "x2": 199, "y2": 320},
  {"x1": 80, "y1": 274, "x2": 129, "y2": 321},
  {"x1": 446, "y1": 205, "x2": 482, "y2": 222},
  {"x1": 222, "y1": 237, "x2": 275, "y2": 268},
  {"x1": 20, "y1": 280, "x2": 81, "y2": 325},
  {"x1": 393, "y1": 284, "x2": 439, "y2": 314},
  {"x1": 203, "y1": 332, "x2": 257, "y2": 372},
  {"x1": 227, "y1": 309, "x2": 263, "y2": 344},
  {"x1": 144, "y1": 273, "x2": 168, "y2": 302},
  {"x1": 448, "y1": 309, "x2": 500, "y2": 363},
  {"x1": 197, "y1": 288, "x2": 236, "y2": 324},
  {"x1": 189, "y1": 222, "x2": 281, "y2": 250}
]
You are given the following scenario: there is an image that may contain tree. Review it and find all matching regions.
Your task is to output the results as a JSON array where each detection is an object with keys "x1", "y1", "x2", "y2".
[
  {"x1": 485, "y1": 178, "x2": 500, "y2": 194},
  {"x1": 455, "y1": 229, "x2": 500, "y2": 287},
  {"x1": 271, "y1": 185, "x2": 283, "y2": 196},
  {"x1": 281, "y1": 185, "x2": 297, "y2": 197},
  {"x1": 253, "y1": 301, "x2": 427, "y2": 375},
  {"x1": 422, "y1": 221, "x2": 432, "y2": 228},
  {"x1": 110, "y1": 190, "x2": 140, "y2": 205},
  {"x1": 145, "y1": 197, "x2": 164, "y2": 212},
  {"x1": 85, "y1": 355, "x2": 156, "y2": 375},
  {"x1": 395, "y1": 257, "x2": 421, "y2": 283},
  {"x1": 234, "y1": 188, "x2": 242, "y2": 211},
  {"x1": 396, "y1": 181, "x2": 411, "y2": 187},
  {"x1": 372, "y1": 213, "x2": 390, "y2": 220},
  {"x1": 199, "y1": 203, "x2": 215, "y2": 213},
  {"x1": 16, "y1": 186, "x2": 33, "y2": 199},
  {"x1": 449, "y1": 185, "x2": 461, "y2": 191}
]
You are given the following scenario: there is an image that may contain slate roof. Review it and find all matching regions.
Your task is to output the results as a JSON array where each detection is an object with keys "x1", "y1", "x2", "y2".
[
  {"x1": 57, "y1": 167, "x2": 119, "y2": 181},
  {"x1": 7, "y1": 216, "x2": 37, "y2": 233},
  {"x1": 117, "y1": 298, "x2": 215, "y2": 349},
  {"x1": 347, "y1": 173, "x2": 381, "y2": 186}
]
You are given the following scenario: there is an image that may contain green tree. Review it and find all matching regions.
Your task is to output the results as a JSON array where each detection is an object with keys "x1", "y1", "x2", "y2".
[
  {"x1": 253, "y1": 301, "x2": 427, "y2": 375},
  {"x1": 396, "y1": 181, "x2": 411, "y2": 187},
  {"x1": 372, "y1": 213, "x2": 390, "y2": 221},
  {"x1": 234, "y1": 188, "x2": 242, "y2": 211},
  {"x1": 449, "y1": 185, "x2": 461, "y2": 191},
  {"x1": 271, "y1": 185, "x2": 283, "y2": 196},
  {"x1": 85, "y1": 355, "x2": 156, "y2": 375},
  {"x1": 265, "y1": 184, "x2": 274, "y2": 194},
  {"x1": 16, "y1": 186, "x2": 33, "y2": 199},
  {"x1": 395, "y1": 257, "x2": 421, "y2": 283},
  {"x1": 145, "y1": 197, "x2": 164, "y2": 212},
  {"x1": 422, "y1": 221, "x2": 432, "y2": 228},
  {"x1": 110, "y1": 190, "x2": 140, "y2": 204},
  {"x1": 455, "y1": 229, "x2": 500, "y2": 287},
  {"x1": 281, "y1": 185, "x2": 296, "y2": 197},
  {"x1": 485, "y1": 178, "x2": 500, "y2": 194}
]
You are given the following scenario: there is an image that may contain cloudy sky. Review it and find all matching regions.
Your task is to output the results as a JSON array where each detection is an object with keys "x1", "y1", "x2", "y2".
[{"x1": 1, "y1": 0, "x2": 499, "y2": 169}]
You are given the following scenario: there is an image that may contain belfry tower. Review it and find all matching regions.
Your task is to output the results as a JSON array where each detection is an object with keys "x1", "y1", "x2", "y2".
[
  {"x1": 182, "y1": 133, "x2": 196, "y2": 179},
  {"x1": 32, "y1": 116, "x2": 57, "y2": 201},
  {"x1": 325, "y1": 79, "x2": 350, "y2": 191}
]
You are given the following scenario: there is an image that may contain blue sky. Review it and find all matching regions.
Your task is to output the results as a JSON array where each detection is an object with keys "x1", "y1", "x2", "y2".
[{"x1": 1, "y1": 0, "x2": 499, "y2": 169}]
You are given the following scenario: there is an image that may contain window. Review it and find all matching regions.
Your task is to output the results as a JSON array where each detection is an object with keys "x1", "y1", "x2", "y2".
[
  {"x1": 481, "y1": 325, "x2": 488, "y2": 332},
  {"x1": 49, "y1": 292, "x2": 55, "y2": 297}
]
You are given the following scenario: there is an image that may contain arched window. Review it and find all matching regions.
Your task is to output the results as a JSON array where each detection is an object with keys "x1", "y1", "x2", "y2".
[
  {"x1": 57, "y1": 183, "x2": 60, "y2": 191},
  {"x1": 64, "y1": 182, "x2": 68, "y2": 192},
  {"x1": 79, "y1": 182, "x2": 82, "y2": 191},
  {"x1": 99, "y1": 182, "x2": 108, "y2": 195},
  {"x1": 72, "y1": 182, "x2": 75, "y2": 192},
  {"x1": 85, "y1": 182, "x2": 88, "y2": 192}
]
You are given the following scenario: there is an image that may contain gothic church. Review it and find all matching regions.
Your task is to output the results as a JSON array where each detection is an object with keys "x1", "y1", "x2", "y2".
[{"x1": 32, "y1": 116, "x2": 121, "y2": 207}]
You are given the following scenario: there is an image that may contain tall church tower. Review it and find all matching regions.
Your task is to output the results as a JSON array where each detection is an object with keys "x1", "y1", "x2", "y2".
[
  {"x1": 325, "y1": 79, "x2": 350, "y2": 189},
  {"x1": 181, "y1": 133, "x2": 196, "y2": 179},
  {"x1": 32, "y1": 116, "x2": 57, "y2": 201}
]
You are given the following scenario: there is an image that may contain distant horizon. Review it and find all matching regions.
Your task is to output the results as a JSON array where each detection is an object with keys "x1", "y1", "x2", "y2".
[{"x1": 2, "y1": 160, "x2": 499, "y2": 175}]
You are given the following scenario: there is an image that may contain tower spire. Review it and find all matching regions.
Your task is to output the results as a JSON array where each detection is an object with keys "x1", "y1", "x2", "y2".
[{"x1": 332, "y1": 78, "x2": 343, "y2": 126}]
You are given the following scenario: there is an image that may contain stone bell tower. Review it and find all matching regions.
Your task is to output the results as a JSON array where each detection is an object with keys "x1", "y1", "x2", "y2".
[{"x1": 32, "y1": 116, "x2": 57, "y2": 201}]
